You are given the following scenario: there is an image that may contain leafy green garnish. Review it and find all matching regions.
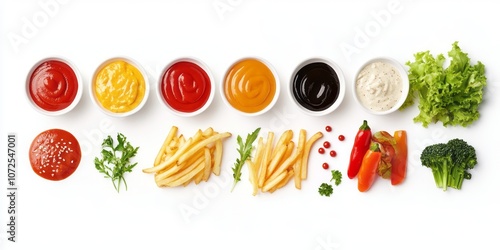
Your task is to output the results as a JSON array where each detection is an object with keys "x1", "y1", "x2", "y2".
[
  {"x1": 231, "y1": 127, "x2": 261, "y2": 192},
  {"x1": 94, "y1": 133, "x2": 139, "y2": 193},
  {"x1": 401, "y1": 41, "x2": 487, "y2": 127},
  {"x1": 318, "y1": 183, "x2": 333, "y2": 197},
  {"x1": 330, "y1": 170, "x2": 342, "y2": 186},
  {"x1": 319, "y1": 169, "x2": 342, "y2": 197}
]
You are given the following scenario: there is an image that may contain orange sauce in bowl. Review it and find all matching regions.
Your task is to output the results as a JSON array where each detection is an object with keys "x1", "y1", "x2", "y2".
[{"x1": 223, "y1": 58, "x2": 277, "y2": 114}]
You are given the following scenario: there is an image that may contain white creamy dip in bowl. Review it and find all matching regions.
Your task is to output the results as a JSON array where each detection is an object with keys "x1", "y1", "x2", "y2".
[{"x1": 353, "y1": 57, "x2": 409, "y2": 115}]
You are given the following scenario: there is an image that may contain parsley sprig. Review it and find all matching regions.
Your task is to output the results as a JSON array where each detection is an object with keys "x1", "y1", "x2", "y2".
[
  {"x1": 231, "y1": 127, "x2": 261, "y2": 192},
  {"x1": 94, "y1": 133, "x2": 139, "y2": 193},
  {"x1": 319, "y1": 170, "x2": 343, "y2": 197}
]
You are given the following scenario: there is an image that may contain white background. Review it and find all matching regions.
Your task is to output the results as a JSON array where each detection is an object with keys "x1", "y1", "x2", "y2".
[{"x1": 1, "y1": 0, "x2": 500, "y2": 249}]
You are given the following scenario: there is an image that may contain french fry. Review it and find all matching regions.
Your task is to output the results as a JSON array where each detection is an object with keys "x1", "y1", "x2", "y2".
[
  {"x1": 154, "y1": 126, "x2": 178, "y2": 166},
  {"x1": 178, "y1": 132, "x2": 231, "y2": 164},
  {"x1": 212, "y1": 139, "x2": 223, "y2": 175},
  {"x1": 155, "y1": 149, "x2": 204, "y2": 183},
  {"x1": 144, "y1": 126, "x2": 231, "y2": 188},
  {"x1": 300, "y1": 131, "x2": 323, "y2": 180},
  {"x1": 258, "y1": 132, "x2": 274, "y2": 188},
  {"x1": 161, "y1": 158, "x2": 205, "y2": 187},
  {"x1": 246, "y1": 160, "x2": 259, "y2": 196},
  {"x1": 262, "y1": 171, "x2": 287, "y2": 192},
  {"x1": 252, "y1": 138, "x2": 265, "y2": 177},
  {"x1": 265, "y1": 143, "x2": 287, "y2": 178},
  {"x1": 294, "y1": 129, "x2": 306, "y2": 189},
  {"x1": 194, "y1": 167, "x2": 205, "y2": 184},
  {"x1": 266, "y1": 151, "x2": 299, "y2": 183},
  {"x1": 271, "y1": 130, "x2": 293, "y2": 159},
  {"x1": 157, "y1": 155, "x2": 204, "y2": 186},
  {"x1": 202, "y1": 147, "x2": 212, "y2": 181},
  {"x1": 143, "y1": 136, "x2": 196, "y2": 174},
  {"x1": 246, "y1": 128, "x2": 322, "y2": 195},
  {"x1": 202, "y1": 127, "x2": 214, "y2": 137},
  {"x1": 275, "y1": 141, "x2": 295, "y2": 172},
  {"x1": 269, "y1": 169, "x2": 294, "y2": 193}
]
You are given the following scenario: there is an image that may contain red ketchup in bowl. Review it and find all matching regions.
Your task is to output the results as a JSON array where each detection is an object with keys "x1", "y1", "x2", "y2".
[
  {"x1": 28, "y1": 59, "x2": 79, "y2": 112},
  {"x1": 160, "y1": 60, "x2": 212, "y2": 114}
]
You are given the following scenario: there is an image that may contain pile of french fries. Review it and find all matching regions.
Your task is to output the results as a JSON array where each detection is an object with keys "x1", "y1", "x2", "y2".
[
  {"x1": 247, "y1": 129, "x2": 323, "y2": 195},
  {"x1": 142, "y1": 126, "x2": 231, "y2": 187}
]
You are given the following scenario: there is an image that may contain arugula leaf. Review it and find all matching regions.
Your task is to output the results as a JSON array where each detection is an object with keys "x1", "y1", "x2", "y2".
[
  {"x1": 231, "y1": 127, "x2": 261, "y2": 192},
  {"x1": 94, "y1": 133, "x2": 139, "y2": 193}
]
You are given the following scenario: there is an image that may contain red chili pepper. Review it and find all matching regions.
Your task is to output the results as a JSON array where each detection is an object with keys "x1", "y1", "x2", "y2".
[
  {"x1": 391, "y1": 130, "x2": 407, "y2": 185},
  {"x1": 347, "y1": 120, "x2": 372, "y2": 179},
  {"x1": 358, "y1": 142, "x2": 382, "y2": 192}
]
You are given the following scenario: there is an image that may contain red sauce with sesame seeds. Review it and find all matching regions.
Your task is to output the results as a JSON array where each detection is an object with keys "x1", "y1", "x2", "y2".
[{"x1": 29, "y1": 129, "x2": 81, "y2": 181}]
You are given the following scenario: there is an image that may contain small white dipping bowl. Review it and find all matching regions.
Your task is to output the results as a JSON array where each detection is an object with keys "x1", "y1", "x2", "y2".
[
  {"x1": 220, "y1": 57, "x2": 280, "y2": 116},
  {"x1": 353, "y1": 57, "x2": 409, "y2": 115},
  {"x1": 26, "y1": 57, "x2": 83, "y2": 116},
  {"x1": 90, "y1": 57, "x2": 150, "y2": 118},
  {"x1": 157, "y1": 57, "x2": 215, "y2": 117}
]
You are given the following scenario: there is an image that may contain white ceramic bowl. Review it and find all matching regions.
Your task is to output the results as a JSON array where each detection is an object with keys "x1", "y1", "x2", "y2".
[
  {"x1": 157, "y1": 57, "x2": 215, "y2": 117},
  {"x1": 352, "y1": 57, "x2": 409, "y2": 115},
  {"x1": 90, "y1": 57, "x2": 150, "y2": 118},
  {"x1": 289, "y1": 57, "x2": 346, "y2": 116},
  {"x1": 26, "y1": 57, "x2": 83, "y2": 116},
  {"x1": 220, "y1": 57, "x2": 280, "y2": 116}
]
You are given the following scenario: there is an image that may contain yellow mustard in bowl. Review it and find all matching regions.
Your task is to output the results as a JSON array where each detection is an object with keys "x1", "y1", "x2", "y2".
[{"x1": 93, "y1": 59, "x2": 146, "y2": 113}]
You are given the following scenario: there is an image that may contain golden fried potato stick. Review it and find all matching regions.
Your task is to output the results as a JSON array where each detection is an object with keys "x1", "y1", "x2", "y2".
[
  {"x1": 194, "y1": 165, "x2": 205, "y2": 184},
  {"x1": 202, "y1": 127, "x2": 214, "y2": 137},
  {"x1": 154, "y1": 149, "x2": 204, "y2": 183},
  {"x1": 143, "y1": 136, "x2": 196, "y2": 174},
  {"x1": 212, "y1": 139, "x2": 223, "y2": 176},
  {"x1": 202, "y1": 147, "x2": 212, "y2": 181},
  {"x1": 161, "y1": 157, "x2": 205, "y2": 187},
  {"x1": 265, "y1": 143, "x2": 287, "y2": 178},
  {"x1": 154, "y1": 126, "x2": 178, "y2": 166},
  {"x1": 271, "y1": 130, "x2": 293, "y2": 159},
  {"x1": 294, "y1": 129, "x2": 306, "y2": 189},
  {"x1": 300, "y1": 131, "x2": 323, "y2": 180},
  {"x1": 262, "y1": 171, "x2": 287, "y2": 192},
  {"x1": 258, "y1": 132, "x2": 274, "y2": 188},
  {"x1": 177, "y1": 132, "x2": 232, "y2": 164},
  {"x1": 246, "y1": 160, "x2": 259, "y2": 196},
  {"x1": 266, "y1": 150, "x2": 300, "y2": 187},
  {"x1": 269, "y1": 169, "x2": 294, "y2": 193},
  {"x1": 252, "y1": 137, "x2": 265, "y2": 178},
  {"x1": 274, "y1": 141, "x2": 295, "y2": 174}
]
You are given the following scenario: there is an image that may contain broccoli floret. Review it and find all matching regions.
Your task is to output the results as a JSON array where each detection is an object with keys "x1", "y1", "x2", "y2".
[
  {"x1": 446, "y1": 138, "x2": 477, "y2": 189},
  {"x1": 420, "y1": 138, "x2": 477, "y2": 191},
  {"x1": 420, "y1": 143, "x2": 451, "y2": 191}
]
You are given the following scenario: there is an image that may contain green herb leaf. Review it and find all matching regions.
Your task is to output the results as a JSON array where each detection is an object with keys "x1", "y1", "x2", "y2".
[
  {"x1": 94, "y1": 133, "x2": 139, "y2": 193},
  {"x1": 231, "y1": 127, "x2": 261, "y2": 192},
  {"x1": 318, "y1": 183, "x2": 333, "y2": 197},
  {"x1": 330, "y1": 170, "x2": 342, "y2": 186},
  {"x1": 401, "y1": 42, "x2": 487, "y2": 127}
]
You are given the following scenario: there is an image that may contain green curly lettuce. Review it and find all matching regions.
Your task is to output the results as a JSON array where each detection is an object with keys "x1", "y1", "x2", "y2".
[{"x1": 400, "y1": 42, "x2": 487, "y2": 127}]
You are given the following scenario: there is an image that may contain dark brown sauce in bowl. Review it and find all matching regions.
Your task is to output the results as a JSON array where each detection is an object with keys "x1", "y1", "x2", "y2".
[{"x1": 292, "y1": 62, "x2": 340, "y2": 112}]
